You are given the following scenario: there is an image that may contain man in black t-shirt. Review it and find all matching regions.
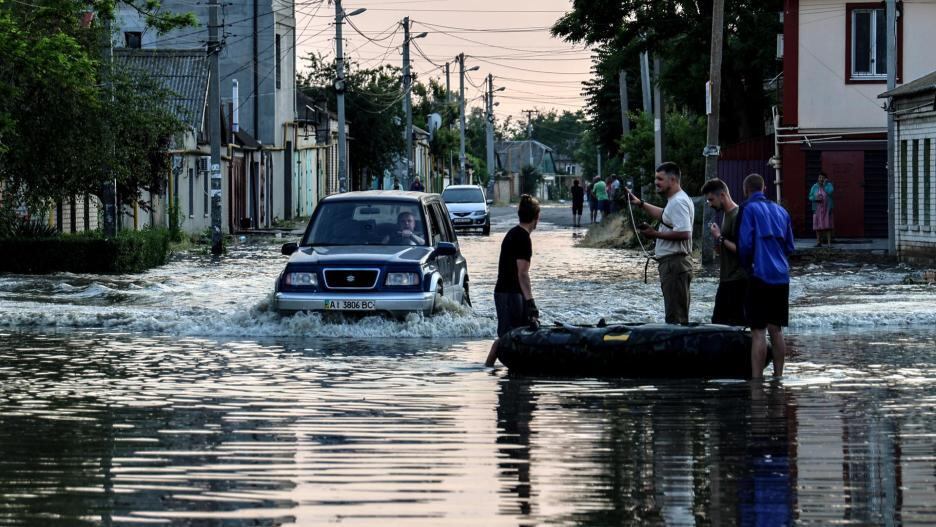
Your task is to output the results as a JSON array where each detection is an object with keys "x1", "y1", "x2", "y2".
[
  {"x1": 570, "y1": 179, "x2": 584, "y2": 228},
  {"x1": 485, "y1": 194, "x2": 541, "y2": 367}
]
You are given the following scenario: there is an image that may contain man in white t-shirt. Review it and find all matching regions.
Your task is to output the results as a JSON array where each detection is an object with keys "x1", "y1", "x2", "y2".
[{"x1": 626, "y1": 162, "x2": 695, "y2": 324}]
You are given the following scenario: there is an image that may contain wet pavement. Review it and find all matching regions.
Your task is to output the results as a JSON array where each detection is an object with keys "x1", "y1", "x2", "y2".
[{"x1": 0, "y1": 211, "x2": 935, "y2": 525}]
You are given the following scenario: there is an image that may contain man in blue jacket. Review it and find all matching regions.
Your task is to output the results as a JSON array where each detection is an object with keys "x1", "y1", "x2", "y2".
[{"x1": 737, "y1": 174, "x2": 795, "y2": 379}]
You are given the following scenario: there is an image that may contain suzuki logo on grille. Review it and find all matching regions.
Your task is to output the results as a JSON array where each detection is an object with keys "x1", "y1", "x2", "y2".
[{"x1": 346, "y1": 274, "x2": 356, "y2": 283}]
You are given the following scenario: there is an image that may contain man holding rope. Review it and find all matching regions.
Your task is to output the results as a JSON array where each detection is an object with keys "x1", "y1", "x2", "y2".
[{"x1": 626, "y1": 162, "x2": 695, "y2": 324}]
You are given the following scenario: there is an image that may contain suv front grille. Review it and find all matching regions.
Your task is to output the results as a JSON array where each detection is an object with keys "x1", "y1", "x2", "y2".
[{"x1": 323, "y1": 269, "x2": 380, "y2": 290}]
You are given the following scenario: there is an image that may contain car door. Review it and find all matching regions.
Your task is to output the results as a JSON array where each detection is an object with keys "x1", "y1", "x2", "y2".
[{"x1": 426, "y1": 201, "x2": 456, "y2": 297}]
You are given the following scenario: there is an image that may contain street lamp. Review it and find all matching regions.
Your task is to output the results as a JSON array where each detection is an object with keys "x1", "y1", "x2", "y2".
[
  {"x1": 403, "y1": 18, "x2": 428, "y2": 189},
  {"x1": 458, "y1": 54, "x2": 480, "y2": 183},
  {"x1": 335, "y1": 1, "x2": 365, "y2": 192},
  {"x1": 485, "y1": 76, "x2": 504, "y2": 186}
]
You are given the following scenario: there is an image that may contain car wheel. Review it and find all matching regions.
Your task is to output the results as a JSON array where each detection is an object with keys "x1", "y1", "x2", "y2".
[
  {"x1": 461, "y1": 280, "x2": 472, "y2": 307},
  {"x1": 431, "y1": 283, "x2": 444, "y2": 315},
  {"x1": 482, "y1": 222, "x2": 490, "y2": 236}
]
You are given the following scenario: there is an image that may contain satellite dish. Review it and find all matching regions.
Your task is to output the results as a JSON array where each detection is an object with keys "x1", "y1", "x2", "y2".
[{"x1": 427, "y1": 113, "x2": 442, "y2": 140}]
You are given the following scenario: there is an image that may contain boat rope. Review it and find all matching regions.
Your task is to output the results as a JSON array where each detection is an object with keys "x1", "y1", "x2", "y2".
[{"x1": 625, "y1": 194, "x2": 656, "y2": 284}]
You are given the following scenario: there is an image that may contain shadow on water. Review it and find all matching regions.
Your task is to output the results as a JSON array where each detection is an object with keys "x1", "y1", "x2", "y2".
[{"x1": 494, "y1": 376, "x2": 798, "y2": 526}]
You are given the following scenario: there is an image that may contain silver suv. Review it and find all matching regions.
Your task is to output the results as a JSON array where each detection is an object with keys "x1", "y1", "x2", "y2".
[
  {"x1": 441, "y1": 184, "x2": 491, "y2": 235},
  {"x1": 274, "y1": 191, "x2": 471, "y2": 317}
]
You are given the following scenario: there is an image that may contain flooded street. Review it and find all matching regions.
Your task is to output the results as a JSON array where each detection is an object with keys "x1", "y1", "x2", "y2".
[{"x1": 1, "y1": 210, "x2": 936, "y2": 525}]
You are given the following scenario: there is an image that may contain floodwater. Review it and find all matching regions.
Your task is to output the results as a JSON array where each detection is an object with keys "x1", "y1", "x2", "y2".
[{"x1": 1, "y1": 213, "x2": 935, "y2": 526}]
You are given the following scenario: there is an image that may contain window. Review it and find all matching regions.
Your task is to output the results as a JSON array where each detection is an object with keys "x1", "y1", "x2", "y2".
[
  {"x1": 188, "y1": 168, "x2": 194, "y2": 218},
  {"x1": 912, "y1": 140, "x2": 920, "y2": 224},
  {"x1": 275, "y1": 34, "x2": 282, "y2": 90},
  {"x1": 900, "y1": 140, "x2": 908, "y2": 224},
  {"x1": 846, "y1": 4, "x2": 902, "y2": 83},
  {"x1": 925, "y1": 139, "x2": 931, "y2": 226},
  {"x1": 203, "y1": 168, "x2": 209, "y2": 218},
  {"x1": 124, "y1": 31, "x2": 142, "y2": 49}
]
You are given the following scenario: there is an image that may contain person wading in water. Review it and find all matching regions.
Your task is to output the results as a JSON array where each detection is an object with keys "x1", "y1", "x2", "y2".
[{"x1": 485, "y1": 195, "x2": 541, "y2": 367}]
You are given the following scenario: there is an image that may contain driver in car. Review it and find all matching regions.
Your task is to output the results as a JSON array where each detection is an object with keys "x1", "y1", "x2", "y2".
[{"x1": 384, "y1": 211, "x2": 426, "y2": 245}]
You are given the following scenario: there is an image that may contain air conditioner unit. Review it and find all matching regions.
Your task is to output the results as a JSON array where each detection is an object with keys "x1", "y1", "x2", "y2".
[{"x1": 196, "y1": 156, "x2": 211, "y2": 173}]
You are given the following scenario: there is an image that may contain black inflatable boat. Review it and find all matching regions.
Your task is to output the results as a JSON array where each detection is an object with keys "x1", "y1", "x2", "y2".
[{"x1": 496, "y1": 322, "x2": 769, "y2": 379}]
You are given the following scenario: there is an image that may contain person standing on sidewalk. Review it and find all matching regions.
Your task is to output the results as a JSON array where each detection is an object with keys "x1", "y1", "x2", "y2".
[
  {"x1": 737, "y1": 173, "x2": 795, "y2": 379},
  {"x1": 808, "y1": 171, "x2": 834, "y2": 247},
  {"x1": 570, "y1": 179, "x2": 585, "y2": 228},
  {"x1": 626, "y1": 162, "x2": 695, "y2": 324},
  {"x1": 592, "y1": 177, "x2": 609, "y2": 222},
  {"x1": 485, "y1": 195, "x2": 541, "y2": 367},
  {"x1": 702, "y1": 178, "x2": 747, "y2": 326}
]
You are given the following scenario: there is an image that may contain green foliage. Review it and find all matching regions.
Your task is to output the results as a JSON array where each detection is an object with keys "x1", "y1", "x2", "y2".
[
  {"x1": 0, "y1": 0, "x2": 194, "y2": 227},
  {"x1": 520, "y1": 165, "x2": 542, "y2": 196},
  {"x1": 618, "y1": 110, "x2": 706, "y2": 197},
  {"x1": 298, "y1": 54, "x2": 405, "y2": 189},
  {"x1": 552, "y1": 1, "x2": 782, "y2": 155},
  {"x1": 0, "y1": 228, "x2": 172, "y2": 274},
  {"x1": 0, "y1": 217, "x2": 59, "y2": 239},
  {"x1": 167, "y1": 200, "x2": 184, "y2": 242}
]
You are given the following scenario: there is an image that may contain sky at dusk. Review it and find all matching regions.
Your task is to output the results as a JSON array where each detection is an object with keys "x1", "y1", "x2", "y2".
[{"x1": 295, "y1": 0, "x2": 593, "y2": 124}]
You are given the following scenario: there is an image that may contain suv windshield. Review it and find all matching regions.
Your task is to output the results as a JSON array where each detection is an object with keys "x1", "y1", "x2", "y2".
[
  {"x1": 442, "y1": 188, "x2": 484, "y2": 204},
  {"x1": 304, "y1": 201, "x2": 428, "y2": 246}
]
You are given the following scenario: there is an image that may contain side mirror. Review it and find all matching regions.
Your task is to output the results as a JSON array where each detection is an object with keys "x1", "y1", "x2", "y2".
[
  {"x1": 281, "y1": 242, "x2": 298, "y2": 255},
  {"x1": 431, "y1": 241, "x2": 457, "y2": 258},
  {"x1": 486, "y1": 199, "x2": 493, "y2": 205}
]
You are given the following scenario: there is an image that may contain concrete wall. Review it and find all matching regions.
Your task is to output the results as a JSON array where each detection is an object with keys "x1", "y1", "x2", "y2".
[
  {"x1": 798, "y1": 0, "x2": 936, "y2": 131},
  {"x1": 894, "y1": 95, "x2": 936, "y2": 265}
]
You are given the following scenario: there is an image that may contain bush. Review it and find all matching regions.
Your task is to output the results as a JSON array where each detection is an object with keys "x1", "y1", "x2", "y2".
[
  {"x1": 520, "y1": 165, "x2": 542, "y2": 196},
  {"x1": 0, "y1": 228, "x2": 172, "y2": 274}
]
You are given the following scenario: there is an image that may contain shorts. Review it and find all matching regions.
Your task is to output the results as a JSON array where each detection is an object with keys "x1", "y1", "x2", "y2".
[
  {"x1": 572, "y1": 202, "x2": 583, "y2": 215},
  {"x1": 494, "y1": 292, "x2": 528, "y2": 337},
  {"x1": 745, "y1": 278, "x2": 789, "y2": 329},
  {"x1": 598, "y1": 200, "x2": 610, "y2": 215},
  {"x1": 712, "y1": 279, "x2": 748, "y2": 326}
]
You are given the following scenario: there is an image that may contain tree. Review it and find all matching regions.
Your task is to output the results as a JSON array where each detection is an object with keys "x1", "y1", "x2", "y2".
[
  {"x1": 619, "y1": 111, "x2": 706, "y2": 197},
  {"x1": 299, "y1": 54, "x2": 405, "y2": 191},
  {"x1": 552, "y1": 1, "x2": 782, "y2": 156},
  {"x1": 0, "y1": 0, "x2": 195, "y2": 231}
]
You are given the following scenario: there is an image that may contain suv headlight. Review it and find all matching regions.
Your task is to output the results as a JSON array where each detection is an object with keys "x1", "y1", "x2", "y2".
[
  {"x1": 472, "y1": 210, "x2": 487, "y2": 217},
  {"x1": 285, "y1": 272, "x2": 318, "y2": 287},
  {"x1": 385, "y1": 272, "x2": 420, "y2": 286}
]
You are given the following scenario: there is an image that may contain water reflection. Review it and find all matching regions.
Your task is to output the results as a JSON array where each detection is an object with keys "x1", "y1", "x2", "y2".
[
  {"x1": 1, "y1": 329, "x2": 935, "y2": 525},
  {"x1": 492, "y1": 359, "x2": 936, "y2": 527}
]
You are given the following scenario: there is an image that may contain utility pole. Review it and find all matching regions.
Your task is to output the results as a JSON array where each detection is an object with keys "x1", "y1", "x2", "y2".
[
  {"x1": 402, "y1": 17, "x2": 412, "y2": 189},
  {"x1": 457, "y1": 53, "x2": 479, "y2": 184},
  {"x1": 208, "y1": 0, "x2": 223, "y2": 254},
  {"x1": 485, "y1": 74, "x2": 496, "y2": 185},
  {"x1": 522, "y1": 109, "x2": 538, "y2": 168},
  {"x1": 100, "y1": 15, "x2": 116, "y2": 238},
  {"x1": 401, "y1": 18, "x2": 426, "y2": 190},
  {"x1": 653, "y1": 57, "x2": 665, "y2": 167},
  {"x1": 619, "y1": 69, "x2": 630, "y2": 136},
  {"x1": 702, "y1": 0, "x2": 725, "y2": 265},
  {"x1": 333, "y1": 1, "x2": 365, "y2": 192},
  {"x1": 445, "y1": 62, "x2": 451, "y2": 102},
  {"x1": 886, "y1": 0, "x2": 897, "y2": 255},
  {"x1": 597, "y1": 146, "x2": 602, "y2": 179},
  {"x1": 640, "y1": 51, "x2": 652, "y2": 115}
]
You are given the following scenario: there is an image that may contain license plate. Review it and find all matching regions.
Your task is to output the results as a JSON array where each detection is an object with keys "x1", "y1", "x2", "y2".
[
  {"x1": 453, "y1": 218, "x2": 471, "y2": 224},
  {"x1": 324, "y1": 299, "x2": 376, "y2": 311}
]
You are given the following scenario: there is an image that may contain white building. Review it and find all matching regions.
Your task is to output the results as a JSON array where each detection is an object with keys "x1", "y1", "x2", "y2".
[
  {"x1": 880, "y1": 71, "x2": 936, "y2": 266},
  {"x1": 780, "y1": 0, "x2": 936, "y2": 238}
]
